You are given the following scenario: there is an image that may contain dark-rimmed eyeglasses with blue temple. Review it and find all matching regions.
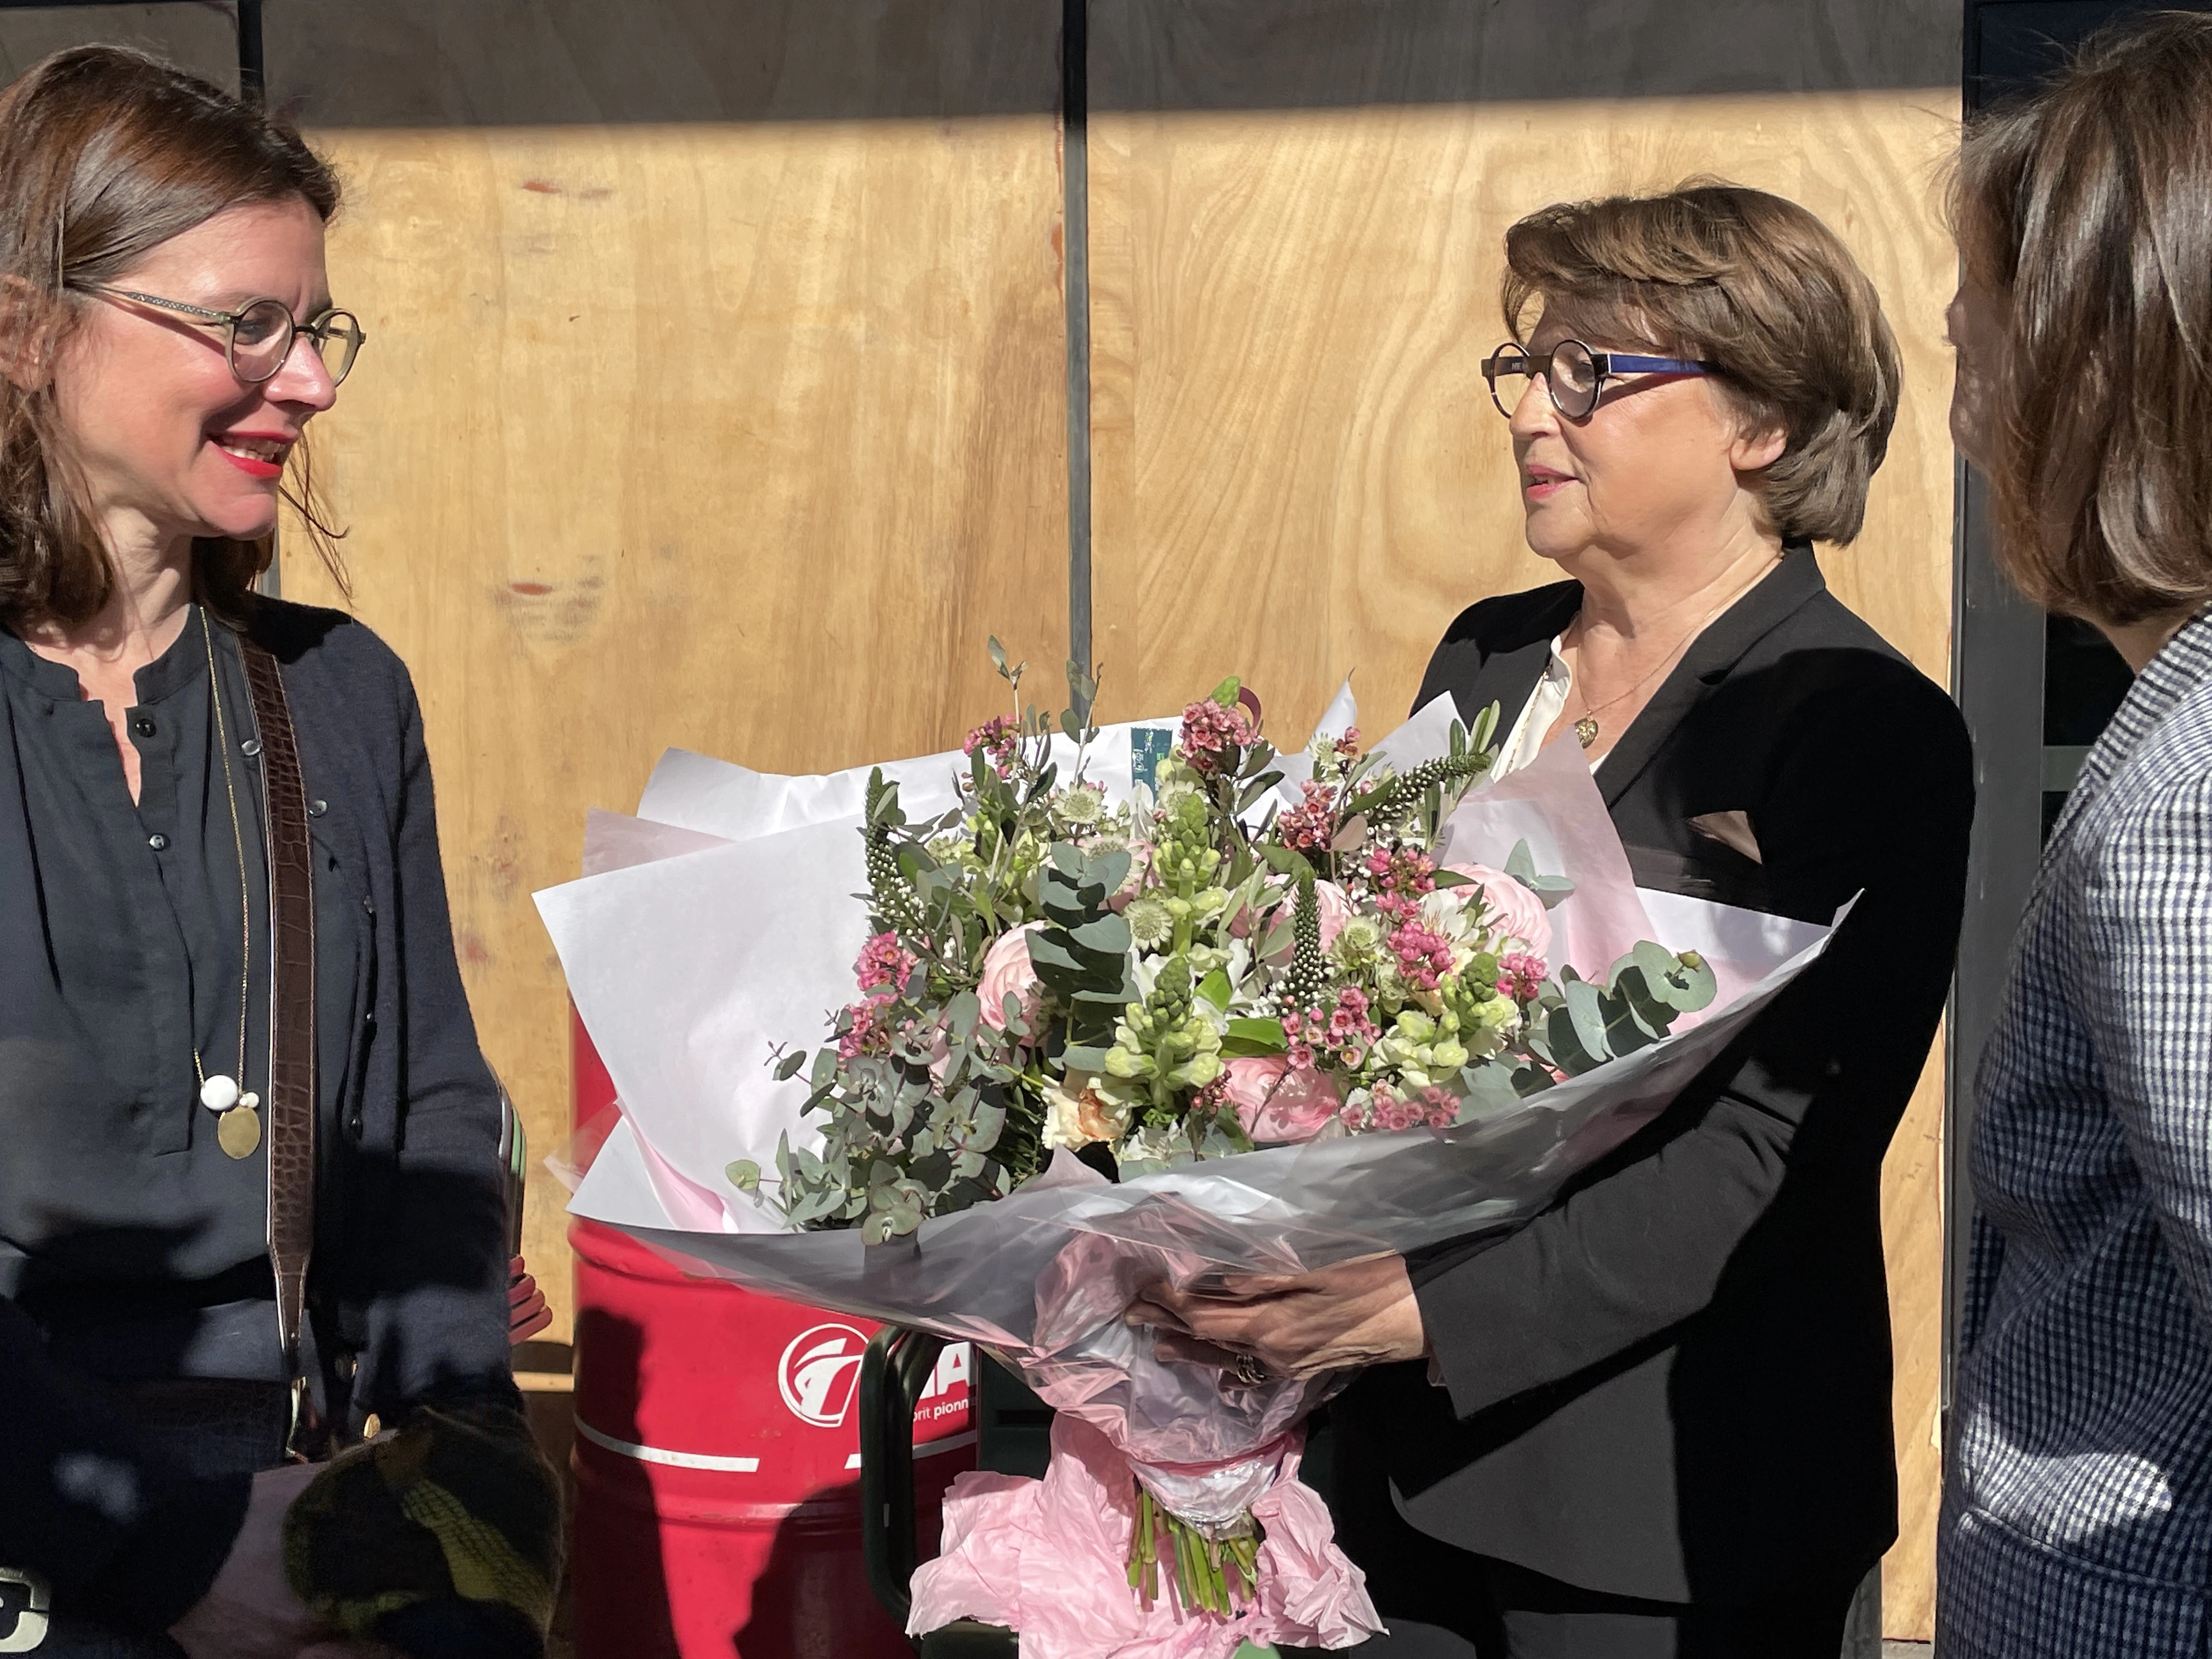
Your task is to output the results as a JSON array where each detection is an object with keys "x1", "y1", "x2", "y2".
[{"x1": 1481, "y1": 338, "x2": 1712, "y2": 420}]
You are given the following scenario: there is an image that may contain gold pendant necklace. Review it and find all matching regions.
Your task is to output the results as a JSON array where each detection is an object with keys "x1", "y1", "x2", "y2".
[
  {"x1": 193, "y1": 611, "x2": 261, "y2": 1160},
  {"x1": 1567, "y1": 566, "x2": 1771, "y2": 749}
]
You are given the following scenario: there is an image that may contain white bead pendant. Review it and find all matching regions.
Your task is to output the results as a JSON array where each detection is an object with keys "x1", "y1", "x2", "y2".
[{"x1": 200, "y1": 1074, "x2": 240, "y2": 1113}]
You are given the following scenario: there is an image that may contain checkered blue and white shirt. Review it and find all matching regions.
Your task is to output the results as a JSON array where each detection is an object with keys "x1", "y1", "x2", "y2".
[{"x1": 1941, "y1": 607, "x2": 2212, "y2": 1658}]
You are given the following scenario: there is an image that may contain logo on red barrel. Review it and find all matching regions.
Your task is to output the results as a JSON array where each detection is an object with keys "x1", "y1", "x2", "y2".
[{"x1": 777, "y1": 1324, "x2": 870, "y2": 1427}]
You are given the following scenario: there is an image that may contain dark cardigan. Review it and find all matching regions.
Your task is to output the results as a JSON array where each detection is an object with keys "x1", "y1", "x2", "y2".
[{"x1": 0, "y1": 599, "x2": 512, "y2": 1630}]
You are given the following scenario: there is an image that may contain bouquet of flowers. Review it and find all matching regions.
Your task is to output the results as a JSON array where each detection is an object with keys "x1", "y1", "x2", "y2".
[
  {"x1": 744, "y1": 648, "x2": 1717, "y2": 1238},
  {"x1": 539, "y1": 648, "x2": 1837, "y2": 1659}
]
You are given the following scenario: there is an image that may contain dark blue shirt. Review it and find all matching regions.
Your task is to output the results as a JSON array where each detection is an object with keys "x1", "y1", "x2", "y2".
[{"x1": 0, "y1": 599, "x2": 506, "y2": 1631}]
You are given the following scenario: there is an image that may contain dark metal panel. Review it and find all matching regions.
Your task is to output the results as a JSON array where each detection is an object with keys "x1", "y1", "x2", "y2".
[
  {"x1": 1064, "y1": 0, "x2": 1091, "y2": 681},
  {"x1": 1945, "y1": 460, "x2": 2044, "y2": 1391}
]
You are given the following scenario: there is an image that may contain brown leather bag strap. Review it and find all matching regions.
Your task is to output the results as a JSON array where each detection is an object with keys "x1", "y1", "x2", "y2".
[{"x1": 238, "y1": 633, "x2": 323, "y2": 1459}]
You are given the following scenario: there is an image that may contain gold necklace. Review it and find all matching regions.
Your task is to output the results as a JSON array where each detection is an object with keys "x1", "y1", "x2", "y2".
[
  {"x1": 1568, "y1": 565, "x2": 1771, "y2": 748},
  {"x1": 193, "y1": 610, "x2": 262, "y2": 1160}
]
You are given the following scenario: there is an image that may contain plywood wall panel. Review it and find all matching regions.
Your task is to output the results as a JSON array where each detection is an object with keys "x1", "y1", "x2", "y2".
[
  {"x1": 271, "y1": 7, "x2": 1066, "y2": 1352},
  {"x1": 1090, "y1": 24, "x2": 1959, "y2": 1631}
]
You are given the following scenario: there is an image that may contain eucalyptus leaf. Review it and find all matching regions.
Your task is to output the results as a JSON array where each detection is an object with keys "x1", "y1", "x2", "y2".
[
  {"x1": 1086, "y1": 847, "x2": 1132, "y2": 897},
  {"x1": 1669, "y1": 951, "x2": 1718, "y2": 1012},
  {"x1": 1504, "y1": 839, "x2": 1538, "y2": 884},
  {"x1": 1069, "y1": 913, "x2": 1132, "y2": 956},
  {"x1": 1458, "y1": 1066, "x2": 1522, "y2": 1119}
]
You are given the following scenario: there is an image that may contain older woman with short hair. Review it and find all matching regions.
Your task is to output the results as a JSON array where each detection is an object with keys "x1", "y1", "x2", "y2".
[
  {"x1": 1940, "y1": 15, "x2": 2212, "y2": 1659},
  {"x1": 1136, "y1": 183, "x2": 1974, "y2": 1657}
]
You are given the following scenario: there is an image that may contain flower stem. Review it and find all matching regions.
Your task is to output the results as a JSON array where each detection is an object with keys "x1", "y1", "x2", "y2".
[{"x1": 1125, "y1": 1478, "x2": 1264, "y2": 1618}]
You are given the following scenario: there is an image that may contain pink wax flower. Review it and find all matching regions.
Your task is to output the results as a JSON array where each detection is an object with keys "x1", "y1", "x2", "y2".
[
  {"x1": 1445, "y1": 863, "x2": 1553, "y2": 958},
  {"x1": 855, "y1": 930, "x2": 917, "y2": 996},
  {"x1": 1223, "y1": 1056, "x2": 1344, "y2": 1144},
  {"x1": 1387, "y1": 919, "x2": 1456, "y2": 992},
  {"x1": 978, "y1": 922, "x2": 1046, "y2": 1035},
  {"x1": 1364, "y1": 847, "x2": 1437, "y2": 901},
  {"x1": 1496, "y1": 951, "x2": 1546, "y2": 1003},
  {"x1": 963, "y1": 715, "x2": 1020, "y2": 774},
  {"x1": 838, "y1": 997, "x2": 893, "y2": 1060},
  {"x1": 1369, "y1": 1086, "x2": 1427, "y2": 1133},
  {"x1": 1179, "y1": 698, "x2": 1257, "y2": 775},
  {"x1": 1276, "y1": 780, "x2": 1338, "y2": 854}
]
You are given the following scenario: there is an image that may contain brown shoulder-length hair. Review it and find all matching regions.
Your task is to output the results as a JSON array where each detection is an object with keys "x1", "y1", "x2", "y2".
[
  {"x1": 1500, "y1": 182, "x2": 1901, "y2": 546},
  {"x1": 0, "y1": 46, "x2": 346, "y2": 631},
  {"x1": 1953, "y1": 12, "x2": 2212, "y2": 627}
]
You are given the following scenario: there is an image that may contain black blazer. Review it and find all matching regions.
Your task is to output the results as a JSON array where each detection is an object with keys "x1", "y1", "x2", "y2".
[{"x1": 1334, "y1": 546, "x2": 1973, "y2": 1606}]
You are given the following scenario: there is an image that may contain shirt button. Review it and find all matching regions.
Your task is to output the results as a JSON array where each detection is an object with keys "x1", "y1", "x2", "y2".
[
  {"x1": 241, "y1": 738, "x2": 262, "y2": 758},
  {"x1": 307, "y1": 799, "x2": 328, "y2": 817},
  {"x1": 132, "y1": 716, "x2": 156, "y2": 737},
  {"x1": 146, "y1": 833, "x2": 168, "y2": 851},
  {"x1": 362, "y1": 893, "x2": 375, "y2": 916}
]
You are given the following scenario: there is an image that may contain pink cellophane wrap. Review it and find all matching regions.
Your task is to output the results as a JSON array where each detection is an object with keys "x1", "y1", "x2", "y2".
[{"x1": 909, "y1": 1415, "x2": 1379, "y2": 1658}]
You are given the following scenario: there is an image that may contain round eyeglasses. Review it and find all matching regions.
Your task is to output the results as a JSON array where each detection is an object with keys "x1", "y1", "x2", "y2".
[
  {"x1": 72, "y1": 284, "x2": 366, "y2": 386},
  {"x1": 1480, "y1": 338, "x2": 1711, "y2": 420}
]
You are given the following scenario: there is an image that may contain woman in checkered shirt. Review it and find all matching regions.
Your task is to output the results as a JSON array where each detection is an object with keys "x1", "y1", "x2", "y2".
[{"x1": 1940, "y1": 14, "x2": 2212, "y2": 1657}]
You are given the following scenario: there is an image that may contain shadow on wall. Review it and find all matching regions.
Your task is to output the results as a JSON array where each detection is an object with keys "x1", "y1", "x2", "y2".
[{"x1": 241, "y1": 0, "x2": 1961, "y2": 128}]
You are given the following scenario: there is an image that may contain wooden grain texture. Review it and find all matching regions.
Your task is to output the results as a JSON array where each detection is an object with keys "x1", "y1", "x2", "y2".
[
  {"x1": 0, "y1": 4, "x2": 235, "y2": 87},
  {"x1": 1089, "y1": 25, "x2": 1959, "y2": 1629},
  {"x1": 269, "y1": 6, "x2": 1067, "y2": 1350}
]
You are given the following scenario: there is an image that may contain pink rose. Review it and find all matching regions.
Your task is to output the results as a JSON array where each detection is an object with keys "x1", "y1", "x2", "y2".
[
  {"x1": 1446, "y1": 863, "x2": 1551, "y2": 958},
  {"x1": 978, "y1": 922, "x2": 1047, "y2": 1034},
  {"x1": 1224, "y1": 1056, "x2": 1344, "y2": 1144}
]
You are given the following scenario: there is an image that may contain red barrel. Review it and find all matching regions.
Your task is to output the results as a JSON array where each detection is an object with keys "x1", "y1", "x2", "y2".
[{"x1": 569, "y1": 1012, "x2": 973, "y2": 1658}]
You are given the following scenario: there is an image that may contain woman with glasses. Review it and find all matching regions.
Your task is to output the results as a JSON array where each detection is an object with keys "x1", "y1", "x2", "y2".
[
  {"x1": 0, "y1": 48, "x2": 540, "y2": 1656},
  {"x1": 1940, "y1": 18, "x2": 2212, "y2": 1659},
  {"x1": 1136, "y1": 183, "x2": 1974, "y2": 1656}
]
